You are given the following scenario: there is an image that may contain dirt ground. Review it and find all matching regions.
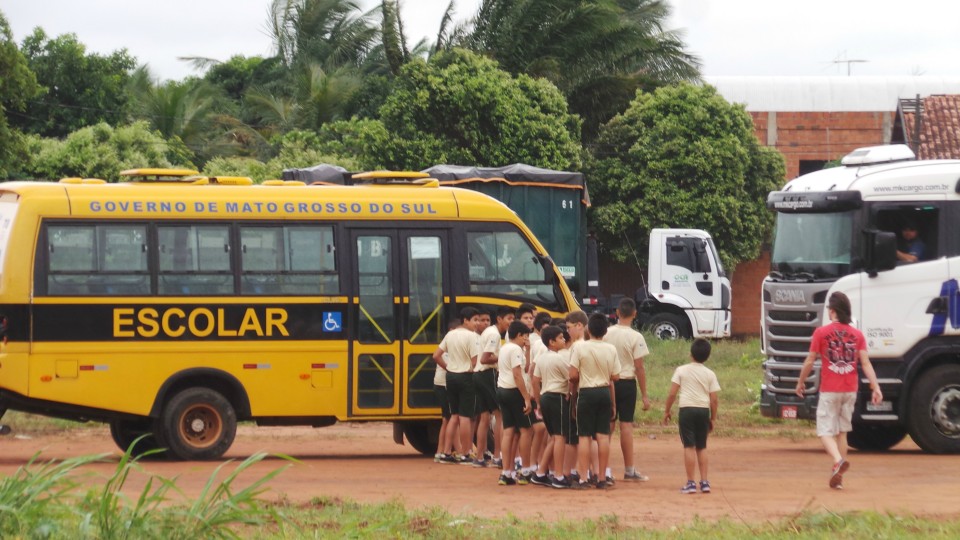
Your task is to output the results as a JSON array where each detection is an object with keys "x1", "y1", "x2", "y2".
[{"x1": 1, "y1": 423, "x2": 958, "y2": 529}]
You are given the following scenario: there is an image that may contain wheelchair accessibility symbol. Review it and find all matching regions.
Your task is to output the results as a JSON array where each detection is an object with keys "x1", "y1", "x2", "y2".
[{"x1": 322, "y1": 312, "x2": 342, "y2": 332}]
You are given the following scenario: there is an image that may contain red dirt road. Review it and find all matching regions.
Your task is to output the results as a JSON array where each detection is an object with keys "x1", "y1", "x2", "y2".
[{"x1": 1, "y1": 423, "x2": 958, "y2": 528}]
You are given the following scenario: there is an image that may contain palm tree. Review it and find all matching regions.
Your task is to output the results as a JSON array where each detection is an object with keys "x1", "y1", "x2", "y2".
[
  {"x1": 127, "y1": 66, "x2": 230, "y2": 161},
  {"x1": 462, "y1": 0, "x2": 701, "y2": 139}
]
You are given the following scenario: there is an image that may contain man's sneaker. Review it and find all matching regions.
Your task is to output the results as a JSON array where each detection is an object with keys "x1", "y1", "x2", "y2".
[
  {"x1": 551, "y1": 476, "x2": 571, "y2": 489},
  {"x1": 680, "y1": 480, "x2": 698, "y2": 494},
  {"x1": 492, "y1": 457, "x2": 503, "y2": 468},
  {"x1": 517, "y1": 472, "x2": 531, "y2": 485},
  {"x1": 829, "y1": 459, "x2": 850, "y2": 489},
  {"x1": 498, "y1": 474, "x2": 517, "y2": 486},
  {"x1": 439, "y1": 453, "x2": 459, "y2": 464},
  {"x1": 530, "y1": 473, "x2": 551, "y2": 487},
  {"x1": 623, "y1": 470, "x2": 650, "y2": 482},
  {"x1": 700, "y1": 480, "x2": 711, "y2": 493}
]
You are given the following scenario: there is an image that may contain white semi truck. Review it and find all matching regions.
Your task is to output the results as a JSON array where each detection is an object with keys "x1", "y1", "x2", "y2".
[
  {"x1": 635, "y1": 229, "x2": 732, "y2": 340},
  {"x1": 761, "y1": 144, "x2": 960, "y2": 453}
]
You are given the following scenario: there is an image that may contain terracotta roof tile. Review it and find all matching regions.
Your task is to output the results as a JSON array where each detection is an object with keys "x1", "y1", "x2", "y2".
[{"x1": 903, "y1": 95, "x2": 960, "y2": 159}]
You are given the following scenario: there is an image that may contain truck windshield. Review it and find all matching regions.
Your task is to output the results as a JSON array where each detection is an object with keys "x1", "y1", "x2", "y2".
[{"x1": 771, "y1": 211, "x2": 854, "y2": 279}]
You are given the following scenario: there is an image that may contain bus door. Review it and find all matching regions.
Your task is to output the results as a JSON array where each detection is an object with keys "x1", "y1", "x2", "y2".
[{"x1": 349, "y1": 230, "x2": 449, "y2": 417}]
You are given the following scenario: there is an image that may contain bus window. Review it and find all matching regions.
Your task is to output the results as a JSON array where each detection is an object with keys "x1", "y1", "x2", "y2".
[
  {"x1": 46, "y1": 224, "x2": 148, "y2": 295},
  {"x1": 240, "y1": 225, "x2": 340, "y2": 295},
  {"x1": 466, "y1": 230, "x2": 558, "y2": 307},
  {"x1": 158, "y1": 224, "x2": 233, "y2": 295}
]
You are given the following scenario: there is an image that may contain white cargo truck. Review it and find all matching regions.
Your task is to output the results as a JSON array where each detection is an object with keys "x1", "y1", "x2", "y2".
[
  {"x1": 761, "y1": 144, "x2": 960, "y2": 453},
  {"x1": 635, "y1": 228, "x2": 732, "y2": 340}
]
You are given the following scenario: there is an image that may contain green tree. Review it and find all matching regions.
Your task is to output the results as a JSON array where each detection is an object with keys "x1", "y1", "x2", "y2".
[
  {"x1": 367, "y1": 48, "x2": 582, "y2": 170},
  {"x1": 587, "y1": 83, "x2": 784, "y2": 270},
  {"x1": 0, "y1": 11, "x2": 40, "y2": 179},
  {"x1": 22, "y1": 121, "x2": 193, "y2": 181},
  {"x1": 15, "y1": 28, "x2": 135, "y2": 137},
  {"x1": 127, "y1": 69, "x2": 232, "y2": 163},
  {"x1": 463, "y1": 0, "x2": 700, "y2": 139}
]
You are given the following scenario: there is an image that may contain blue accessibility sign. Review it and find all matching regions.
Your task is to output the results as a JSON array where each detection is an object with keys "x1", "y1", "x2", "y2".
[{"x1": 323, "y1": 312, "x2": 342, "y2": 332}]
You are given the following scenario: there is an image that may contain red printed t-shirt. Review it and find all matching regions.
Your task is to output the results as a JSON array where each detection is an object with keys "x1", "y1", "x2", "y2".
[{"x1": 810, "y1": 322, "x2": 866, "y2": 393}]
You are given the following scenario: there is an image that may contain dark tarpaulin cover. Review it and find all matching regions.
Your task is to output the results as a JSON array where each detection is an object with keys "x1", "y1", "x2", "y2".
[
  {"x1": 421, "y1": 163, "x2": 590, "y2": 206},
  {"x1": 281, "y1": 164, "x2": 351, "y2": 184}
]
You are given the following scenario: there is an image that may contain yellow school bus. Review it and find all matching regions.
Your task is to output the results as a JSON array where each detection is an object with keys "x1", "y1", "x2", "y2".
[{"x1": 0, "y1": 174, "x2": 577, "y2": 459}]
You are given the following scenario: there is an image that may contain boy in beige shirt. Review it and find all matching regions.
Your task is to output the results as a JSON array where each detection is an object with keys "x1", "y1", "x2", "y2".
[{"x1": 663, "y1": 338, "x2": 720, "y2": 494}]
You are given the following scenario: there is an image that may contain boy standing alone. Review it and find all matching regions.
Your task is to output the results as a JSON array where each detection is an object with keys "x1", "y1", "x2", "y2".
[{"x1": 663, "y1": 338, "x2": 720, "y2": 494}]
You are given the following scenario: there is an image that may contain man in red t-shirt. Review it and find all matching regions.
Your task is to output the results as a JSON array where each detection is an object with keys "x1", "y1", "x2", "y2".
[{"x1": 796, "y1": 292, "x2": 882, "y2": 490}]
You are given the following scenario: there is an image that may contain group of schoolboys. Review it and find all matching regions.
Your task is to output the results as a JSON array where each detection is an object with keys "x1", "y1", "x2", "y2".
[{"x1": 432, "y1": 298, "x2": 722, "y2": 492}]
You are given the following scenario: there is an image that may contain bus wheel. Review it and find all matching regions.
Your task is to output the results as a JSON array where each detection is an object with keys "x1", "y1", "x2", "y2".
[
  {"x1": 846, "y1": 423, "x2": 907, "y2": 451},
  {"x1": 401, "y1": 420, "x2": 440, "y2": 456},
  {"x1": 109, "y1": 419, "x2": 165, "y2": 458},
  {"x1": 646, "y1": 313, "x2": 690, "y2": 340},
  {"x1": 908, "y1": 364, "x2": 960, "y2": 454},
  {"x1": 159, "y1": 388, "x2": 237, "y2": 460}
]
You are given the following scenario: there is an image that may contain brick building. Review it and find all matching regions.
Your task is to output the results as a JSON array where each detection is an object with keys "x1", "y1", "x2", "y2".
[{"x1": 598, "y1": 77, "x2": 960, "y2": 337}]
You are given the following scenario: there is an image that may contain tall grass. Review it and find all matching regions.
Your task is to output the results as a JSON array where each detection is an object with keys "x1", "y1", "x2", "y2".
[{"x1": 0, "y1": 440, "x2": 292, "y2": 539}]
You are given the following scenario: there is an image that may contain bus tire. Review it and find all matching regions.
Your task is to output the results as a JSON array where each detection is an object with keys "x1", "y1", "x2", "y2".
[
  {"x1": 907, "y1": 364, "x2": 960, "y2": 454},
  {"x1": 158, "y1": 388, "x2": 237, "y2": 460},
  {"x1": 846, "y1": 423, "x2": 907, "y2": 451},
  {"x1": 401, "y1": 420, "x2": 440, "y2": 456},
  {"x1": 109, "y1": 419, "x2": 165, "y2": 459},
  {"x1": 646, "y1": 313, "x2": 690, "y2": 340}
]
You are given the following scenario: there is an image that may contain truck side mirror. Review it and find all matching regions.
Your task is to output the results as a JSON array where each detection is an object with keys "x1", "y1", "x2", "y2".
[{"x1": 863, "y1": 229, "x2": 897, "y2": 276}]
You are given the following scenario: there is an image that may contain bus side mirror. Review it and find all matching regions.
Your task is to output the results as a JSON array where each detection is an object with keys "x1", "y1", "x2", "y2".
[{"x1": 863, "y1": 229, "x2": 897, "y2": 276}]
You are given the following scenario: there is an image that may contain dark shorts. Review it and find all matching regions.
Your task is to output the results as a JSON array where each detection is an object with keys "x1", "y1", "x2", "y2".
[
  {"x1": 497, "y1": 387, "x2": 533, "y2": 431},
  {"x1": 577, "y1": 386, "x2": 612, "y2": 438},
  {"x1": 473, "y1": 369, "x2": 498, "y2": 414},
  {"x1": 527, "y1": 397, "x2": 543, "y2": 425},
  {"x1": 446, "y1": 372, "x2": 476, "y2": 417},
  {"x1": 433, "y1": 384, "x2": 450, "y2": 419},
  {"x1": 540, "y1": 392, "x2": 569, "y2": 438},
  {"x1": 679, "y1": 407, "x2": 711, "y2": 449},
  {"x1": 567, "y1": 399, "x2": 579, "y2": 446},
  {"x1": 614, "y1": 379, "x2": 638, "y2": 423}
]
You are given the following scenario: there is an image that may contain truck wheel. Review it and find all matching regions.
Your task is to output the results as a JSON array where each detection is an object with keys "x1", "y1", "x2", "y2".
[
  {"x1": 907, "y1": 364, "x2": 960, "y2": 454},
  {"x1": 646, "y1": 313, "x2": 690, "y2": 340},
  {"x1": 401, "y1": 420, "x2": 441, "y2": 456},
  {"x1": 846, "y1": 423, "x2": 907, "y2": 451},
  {"x1": 157, "y1": 388, "x2": 237, "y2": 460},
  {"x1": 109, "y1": 419, "x2": 165, "y2": 458}
]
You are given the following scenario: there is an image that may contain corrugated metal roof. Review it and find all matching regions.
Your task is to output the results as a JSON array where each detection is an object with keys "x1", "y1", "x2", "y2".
[{"x1": 705, "y1": 76, "x2": 960, "y2": 112}]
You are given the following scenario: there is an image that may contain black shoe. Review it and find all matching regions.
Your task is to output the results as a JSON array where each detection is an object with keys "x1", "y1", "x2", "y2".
[
  {"x1": 571, "y1": 481, "x2": 590, "y2": 490},
  {"x1": 498, "y1": 474, "x2": 517, "y2": 486},
  {"x1": 551, "y1": 476, "x2": 571, "y2": 489},
  {"x1": 438, "y1": 453, "x2": 459, "y2": 464},
  {"x1": 605, "y1": 475, "x2": 616, "y2": 486},
  {"x1": 595, "y1": 479, "x2": 614, "y2": 489},
  {"x1": 517, "y1": 472, "x2": 531, "y2": 485},
  {"x1": 569, "y1": 472, "x2": 581, "y2": 483},
  {"x1": 530, "y1": 473, "x2": 551, "y2": 487}
]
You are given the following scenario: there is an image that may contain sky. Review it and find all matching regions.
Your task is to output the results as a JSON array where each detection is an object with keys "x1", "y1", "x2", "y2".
[{"x1": 4, "y1": 0, "x2": 960, "y2": 81}]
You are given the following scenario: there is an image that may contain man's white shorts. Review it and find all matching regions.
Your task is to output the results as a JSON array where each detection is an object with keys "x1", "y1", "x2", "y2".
[{"x1": 816, "y1": 392, "x2": 856, "y2": 437}]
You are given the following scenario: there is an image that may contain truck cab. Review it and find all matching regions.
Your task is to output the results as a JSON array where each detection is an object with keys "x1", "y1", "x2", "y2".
[{"x1": 638, "y1": 229, "x2": 732, "y2": 339}]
